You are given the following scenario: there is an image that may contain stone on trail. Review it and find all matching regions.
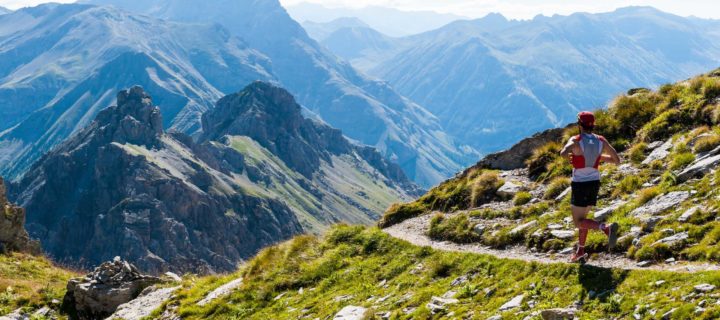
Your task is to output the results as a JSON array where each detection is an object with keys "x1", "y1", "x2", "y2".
[
  {"x1": 555, "y1": 187, "x2": 571, "y2": 201},
  {"x1": 550, "y1": 230, "x2": 575, "y2": 240},
  {"x1": 497, "y1": 180, "x2": 523, "y2": 198},
  {"x1": 500, "y1": 294, "x2": 524, "y2": 311},
  {"x1": 541, "y1": 308, "x2": 577, "y2": 320},
  {"x1": 630, "y1": 191, "x2": 690, "y2": 217},
  {"x1": 637, "y1": 261, "x2": 653, "y2": 268},
  {"x1": 694, "y1": 284, "x2": 716, "y2": 293},
  {"x1": 511, "y1": 221, "x2": 538, "y2": 235},
  {"x1": 473, "y1": 224, "x2": 486, "y2": 235},
  {"x1": 334, "y1": 306, "x2": 368, "y2": 320}
]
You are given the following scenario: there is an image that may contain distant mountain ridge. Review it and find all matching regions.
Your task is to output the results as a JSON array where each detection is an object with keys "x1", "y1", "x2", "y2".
[
  {"x1": 286, "y1": 2, "x2": 468, "y2": 37},
  {"x1": 9, "y1": 83, "x2": 419, "y2": 273},
  {"x1": 0, "y1": 0, "x2": 476, "y2": 187},
  {"x1": 319, "y1": 7, "x2": 720, "y2": 154}
]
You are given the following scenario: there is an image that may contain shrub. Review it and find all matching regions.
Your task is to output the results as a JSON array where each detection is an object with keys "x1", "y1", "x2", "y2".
[
  {"x1": 636, "y1": 187, "x2": 660, "y2": 205},
  {"x1": 378, "y1": 202, "x2": 427, "y2": 228},
  {"x1": 627, "y1": 142, "x2": 648, "y2": 164},
  {"x1": 694, "y1": 135, "x2": 720, "y2": 153},
  {"x1": 670, "y1": 152, "x2": 695, "y2": 170},
  {"x1": 608, "y1": 94, "x2": 658, "y2": 138},
  {"x1": 544, "y1": 177, "x2": 570, "y2": 200},
  {"x1": 526, "y1": 142, "x2": 563, "y2": 180},
  {"x1": 470, "y1": 171, "x2": 503, "y2": 207},
  {"x1": 702, "y1": 77, "x2": 720, "y2": 101},
  {"x1": 638, "y1": 109, "x2": 689, "y2": 142},
  {"x1": 613, "y1": 175, "x2": 643, "y2": 197},
  {"x1": 513, "y1": 192, "x2": 533, "y2": 206},
  {"x1": 428, "y1": 213, "x2": 481, "y2": 244}
]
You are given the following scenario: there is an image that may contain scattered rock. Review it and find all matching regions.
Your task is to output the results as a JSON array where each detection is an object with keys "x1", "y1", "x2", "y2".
[
  {"x1": 559, "y1": 247, "x2": 574, "y2": 255},
  {"x1": 511, "y1": 221, "x2": 538, "y2": 235},
  {"x1": 334, "y1": 306, "x2": 368, "y2": 320},
  {"x1": 637, "y1": 261, "x2": 653, "y2": 268},
  {"x1": 198, "y1": 277, "x2": 243, "y2": 306},
  {"x1": 427, "y1": 296, "x2": 459, "y2": 314},
  {"x1": 555, "y1": 187, "x2": 571, "y2": 202},
  {"x1": 550, "y1": 230, "x2": 575, "y2": 240},
  {"x1": 678, "y1": 145, "x2": 720, "y2": 182},
  {"x1": 334, "y1": 294, "x2": 353, "y2": 302},
  {"x1": 108, "y1": 286, "x2": 180, "y2": 320},
  {"x1": 652, "y1": 232, "x2": 689, "y2": 247},
  {"x1": 451, "y1": 275, "x2": 469, "y2": 287},
  {"x1": 655, "y1": 280, "x2": 666, "y2": 286},
  {"x1": 541, "y1": 308, "x2": 577, "y2": 320},
  {"x1": 662, "y1": 308, "x2": 676, "y2": 320},
  {"x1": 642, "y1": 140, "x2": 673, "y2": 165},
  {"x1": 484, "y1": 287, "x2": 497, "y2": 298},
  {"x1": 694, "y1": 284, "x2": 716, "y2": 293},
  {"x1": 631, "y1": 191, "x2": 690, "y2": 217},
  {"x1": 63, "y1": 257, "x2": 161, "y2": 320},
  {"x1": 678, "y1": 206, "x2": 700, "y2": 223},
  {"x1": 593, "y1": 201, "x2": 624, "y2": 222},
  {"x1": 497, "y1": 181, "x2": 523, "y2": 198},
  {"x1": 500, "y1": 294, "x2": 524, "y2": 311},
  {"x1": 163, "y1": 272, "x2": 182, "y2": 282},
  {"x1": 639, "y1": 215, "x2": 664, "y2": 232},
  {"x1": 487, "y1": 316, "x2": 502, "y2": 320},
  {"x1": 473, "y1": 224, "x2": 487, "y2": 235}
]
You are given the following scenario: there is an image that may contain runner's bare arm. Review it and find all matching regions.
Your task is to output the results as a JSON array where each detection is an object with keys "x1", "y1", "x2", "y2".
[
  {"x1": 601, "y1": 139, "x2": 621, "y2": 164},
  {"x1": 560, "y1": 138, "x2": 576, "y2": 158}
]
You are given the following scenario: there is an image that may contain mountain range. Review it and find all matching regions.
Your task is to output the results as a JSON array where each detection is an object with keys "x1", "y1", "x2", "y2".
[
  {"x1": 8, "y1": 83, "x2": 419, "y2": 273},
  {"x1": 285, "y1": 2, "x2": 468, "y2": 37},
  {"x1": 0, "y1": 1, "x2": 475, "y2": 189},
  {"x1": 316, "y1": 7, "x2": 720, "y2": 154}
]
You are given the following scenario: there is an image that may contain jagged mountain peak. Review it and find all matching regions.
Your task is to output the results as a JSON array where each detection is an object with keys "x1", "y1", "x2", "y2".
[{"x1": 93, "y1": 86, "x2": 163, "y2": 147}]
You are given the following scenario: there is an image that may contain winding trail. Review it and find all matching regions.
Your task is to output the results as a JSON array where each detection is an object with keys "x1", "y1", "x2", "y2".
[{"x1": 383, "y1": 213, "x2": 720, "y2": 273}]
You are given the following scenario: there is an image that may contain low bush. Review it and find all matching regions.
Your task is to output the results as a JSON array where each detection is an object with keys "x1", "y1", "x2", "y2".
[
  {"x1": 670, "y1": 152, "x2": 695, "y2": 170},
  {"x1": 544, "y1": 177, "x2": 570, "y2": 200},
  {"x1": 613, "y1": 175, "x2": 643, "y2": 197},
  {"x1": 694, "y1": 135, "x2": 720, "y2": 153},
  {"x1": 428, "y1": 213, "x2": 481, "y2": 244},
  {"x1": 378, "y1": 202, "x2": 427, "y2": 228},
  {"x1": 513, "y1": 192, "x2": 533, "y2": 206},
  {"x1": 636, "y1": 187, "x2": 660, "y2": 205},
  {"x1": 526, "y1": 142, "x2": 563, "y2": 180},
  {"x1": 627, "y1": 142, "x2": 647, "y2": 163}
]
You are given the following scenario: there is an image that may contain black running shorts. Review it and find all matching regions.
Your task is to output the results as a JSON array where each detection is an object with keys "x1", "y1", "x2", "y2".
[{"x1": 571, "y1": 180, "x2": 600, "y2": 207}]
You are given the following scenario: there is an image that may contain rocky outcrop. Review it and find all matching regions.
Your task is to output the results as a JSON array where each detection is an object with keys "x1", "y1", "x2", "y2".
[
  {"x1": 63, "y1": 257, "x2": 161, "y2": 320},
  {"x1": 108, "y1": 285, "x2": 180, "y2": 320},
  {"x1": 11, "y1": 86, "x2": 303, "y2": 274},
  {"x1": 470, "y1": 126, "x2": 568, "y2": 176},
  {"x1": 200, "y1": 81, "x2": 421, "y2": 195},
  {"x1": 0, "y1": 177, "x2": 39, "y2": 254}
]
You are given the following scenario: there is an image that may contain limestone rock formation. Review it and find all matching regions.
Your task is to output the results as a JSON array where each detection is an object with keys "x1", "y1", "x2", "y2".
[
  {"x1": 475, "y1": 126, "x2": 567, "y2": 171},
  {"x1": 0, "y1": 177, "x2": 39, "y2": 254},
  {"x1": 11, "y1": 86, "x2": 303, "y2": 274},
  {"x1": 63, "y1": 257, "x2": 161, "y2": 319}
]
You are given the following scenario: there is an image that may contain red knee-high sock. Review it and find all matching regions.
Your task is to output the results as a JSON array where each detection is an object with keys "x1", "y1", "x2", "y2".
[
  {"x1": 579, "y1": 219, "x2": 601, "y2": 230},
  {"x1": 578, "y1": 228, "x2": 589, "y2": 247}
]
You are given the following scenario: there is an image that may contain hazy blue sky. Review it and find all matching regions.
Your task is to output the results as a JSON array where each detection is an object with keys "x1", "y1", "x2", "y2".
[{"x1": 1, "y1": 0, "x2": 719, "y2": 19}]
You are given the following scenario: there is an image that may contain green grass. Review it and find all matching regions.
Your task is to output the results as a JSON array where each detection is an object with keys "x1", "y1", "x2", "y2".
[
  {"x1": 162, "y1": 225, "x2": 720, "y2": 320},
  {"x1": 428, "y1": 213, "x2": 481, "y2": 244},
  {"x1": 0, "y1": 253, "x2": 77, "y2": 316}
]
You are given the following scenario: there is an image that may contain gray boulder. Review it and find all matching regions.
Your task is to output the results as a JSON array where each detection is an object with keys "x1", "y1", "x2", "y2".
[
  {"x1": 63, "y1": 257, "x2": 161, "y2": 320},
  {"x1": 677, "y1": 145, "x2": 720, "y2": 182},
  {"x1": 678, "y1": 207, "x2": 701, "y2": 223},
  {"x1": 652, "y1": 232, "x2": 689, "y2": 247},
  {"x1": 334, "y1": 306, "x2": 368, "y2": 320},
  {"x1": 631, "y1": 192, "x2": 690, "y2": 217},
  {"x1": 541, "y1": 308, "x2": 577, "y2": 320},
  {"x1": 642, "y1": 140, "x2": 673, "y2": 165},
  {"x1": 108, "y1": 286, "x2": 180, "y2": 320},
  {"x1": 497, "y1": 181, "x2": 523, "y2": 198},
  {"x1": 500, "y1": 294, "x2": 524, "y2": 311}
]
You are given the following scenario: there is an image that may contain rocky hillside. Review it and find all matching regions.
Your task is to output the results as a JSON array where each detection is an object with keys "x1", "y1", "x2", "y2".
[
  {"x1": 8, "y1": 83, "x2": 418, "y2": 274},
  {"x1": 380, "y1": 68, "x2": 720, "y2": 268}
]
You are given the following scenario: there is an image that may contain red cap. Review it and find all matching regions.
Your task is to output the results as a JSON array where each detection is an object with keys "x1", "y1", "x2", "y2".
[{"x1": 578, "y1": 111, "x2": 595, "y2": 128}]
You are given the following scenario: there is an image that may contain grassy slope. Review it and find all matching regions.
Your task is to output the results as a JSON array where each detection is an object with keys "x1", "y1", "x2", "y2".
[
  {"x1": 0, "y1": 253, "x2": 77, "y2": 317},
  {"x1": 382, "y1": 68, "x2": 720, "y2": 263},
  {"x1": 166, "y1": 225, "x2": 720, "y2": 319}
]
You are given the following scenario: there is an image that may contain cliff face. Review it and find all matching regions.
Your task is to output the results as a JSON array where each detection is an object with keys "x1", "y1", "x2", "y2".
[
  {"x1": 11, "y1": 86, "x2": 303, "y2": 274},
  {"x1": 10, "y1": 83, "x2": 420, "y2": 274},
  {"x1": 0, "y1": 177, "x2": 40, "y2": 254}
]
